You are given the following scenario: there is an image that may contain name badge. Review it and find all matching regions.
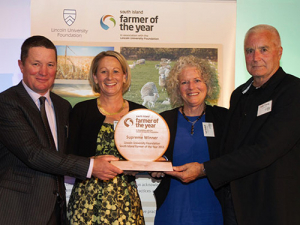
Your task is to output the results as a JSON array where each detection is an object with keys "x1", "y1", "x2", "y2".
[
  {"x1": 202, "y1": 122, "x2": 215, "y2": 137},
  {"x1": 257, "y1": 100, "x2": 272, "y2": 117}
]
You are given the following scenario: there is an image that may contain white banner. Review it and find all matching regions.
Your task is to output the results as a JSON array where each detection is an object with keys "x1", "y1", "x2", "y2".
[{"x1": 31, "y1": 1, "x2": 236, "y2": 224}]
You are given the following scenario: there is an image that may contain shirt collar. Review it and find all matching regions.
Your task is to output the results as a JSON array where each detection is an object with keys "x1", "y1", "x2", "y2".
[
  {"x1": 22, "y1": 80, "x2": 52, "y2": 107},
  {"x1": 242, "y1": 80, "x2": 254, "y2": 94},
  {"x1": 241, "y1": 67, "x2": 280, "y2": 94}
]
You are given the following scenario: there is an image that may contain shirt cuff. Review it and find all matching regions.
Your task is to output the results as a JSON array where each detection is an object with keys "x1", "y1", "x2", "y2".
[{"x1": 86, "y1": 158, "x2": 94, "y2": 178}]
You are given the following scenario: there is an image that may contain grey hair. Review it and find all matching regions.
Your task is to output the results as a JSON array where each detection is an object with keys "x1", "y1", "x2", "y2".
[{"x1": 245, "y1": 24, "x2": 281, "y2": 47}]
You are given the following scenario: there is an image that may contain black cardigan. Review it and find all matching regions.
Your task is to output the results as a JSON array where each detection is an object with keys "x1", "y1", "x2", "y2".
[
  {"x1": 154, "y1": 105, "x2": 228, "y2": 209},
  {"x1": 67, "y1": 98, "x2": 145, "y2": 157}
]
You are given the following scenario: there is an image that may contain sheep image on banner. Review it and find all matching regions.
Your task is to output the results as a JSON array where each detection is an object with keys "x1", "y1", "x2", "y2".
[{"x1": 141, "y1": 82, "x2": 159, "y2": 108}]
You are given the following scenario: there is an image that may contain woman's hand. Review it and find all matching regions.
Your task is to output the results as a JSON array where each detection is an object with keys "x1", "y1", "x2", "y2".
[
  {"x1": 123, "y1": 171, "x2": 139, "y2": 176},
  {"x1": 150, "y1": 156, "x2": 167, "y2": 178}
]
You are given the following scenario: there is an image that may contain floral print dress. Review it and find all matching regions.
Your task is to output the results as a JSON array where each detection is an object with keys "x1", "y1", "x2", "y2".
[{"x1": 67, "y1": 123, "x2": 145, "y2": 225}]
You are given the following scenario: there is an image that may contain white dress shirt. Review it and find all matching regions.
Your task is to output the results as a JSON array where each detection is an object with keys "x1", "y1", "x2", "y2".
[{"x1": 22, "y1": 80, "x2": 94, "y2": 178}]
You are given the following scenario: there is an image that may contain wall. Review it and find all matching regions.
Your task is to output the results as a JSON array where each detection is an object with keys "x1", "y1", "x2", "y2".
[
  {"x1": 0, "y1": 0, "x2": 30, "y2": 91},
  {"x1": 235, "y1": 0, "x2": 300, "y2": 87}
]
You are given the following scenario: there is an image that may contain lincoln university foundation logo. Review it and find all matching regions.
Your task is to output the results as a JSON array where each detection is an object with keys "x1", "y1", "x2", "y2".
[
  {"x1": 63, "y1": 9, "x2": 76, "y2": 26},
  {"x1": 100, "y1": 15, "x2": 116, "y2": 30}
]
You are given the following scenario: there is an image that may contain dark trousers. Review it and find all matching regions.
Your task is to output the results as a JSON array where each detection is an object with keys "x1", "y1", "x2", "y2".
[
  {"x1": 223, "y1": 185, "x2": 238, "y2": 225},
  {"x1": 47, "y1": 197, "x2": 66, "y2": 225}
]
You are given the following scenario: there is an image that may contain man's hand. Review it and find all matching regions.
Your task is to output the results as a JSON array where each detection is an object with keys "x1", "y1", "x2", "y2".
[
  {"x1": 165, "y1": 162, "x2": 206, "y2": 183},
  {"x1": 92, "y1": 155, "x2": 123, "y2": 180}
]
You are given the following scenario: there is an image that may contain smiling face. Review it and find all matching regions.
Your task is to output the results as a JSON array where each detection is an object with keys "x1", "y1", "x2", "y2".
[
  {"x1": 93, "y1": 56, "x2": 126, "y2": 97},
  {"x1": 179, "y1": 66, "x2": 207, "y2": 110},
  {"x1": 19, "y1": 46, "x2": 57, "y2": 95},
  {"x1": 244, "y1": 29, "x2": 282, "y2": 87}
]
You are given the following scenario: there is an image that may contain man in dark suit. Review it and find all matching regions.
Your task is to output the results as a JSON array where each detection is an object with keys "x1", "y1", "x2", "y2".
[
  {"x1": 167, "y1": 24, "x2": 300, "y2": 225},
  {"x1": 0, "y1": 36, "x2": 122, "y2": 225}
]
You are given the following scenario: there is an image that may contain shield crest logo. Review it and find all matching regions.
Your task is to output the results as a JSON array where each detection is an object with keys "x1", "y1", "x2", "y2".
[{"x1": 63, "y1": 9, "x2": 76, "y2": 26}]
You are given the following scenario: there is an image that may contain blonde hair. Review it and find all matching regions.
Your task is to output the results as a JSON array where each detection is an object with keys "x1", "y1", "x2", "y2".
[
  {"x1": 166, "y1": 55, "x2": 220, "y2": 107},
  {"x1": 88, "y1": 50, "x2": 131, "y2": 94}
]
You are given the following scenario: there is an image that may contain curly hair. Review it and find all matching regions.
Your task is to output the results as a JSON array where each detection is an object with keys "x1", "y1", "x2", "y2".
[
  {"x1": 88, "y1": 50, "x2": 131, "y2": 94},
  {"x1": 166, "y1": 55, "x2": 220, "y2": 107}
]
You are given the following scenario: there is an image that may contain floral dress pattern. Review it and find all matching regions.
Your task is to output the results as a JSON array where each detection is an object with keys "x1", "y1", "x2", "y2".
[{"x1": 67, "y1": 123, "x2": 145, "y2": 225}]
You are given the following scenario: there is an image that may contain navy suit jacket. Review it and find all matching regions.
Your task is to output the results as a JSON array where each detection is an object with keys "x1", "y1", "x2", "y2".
[{"x1": 0, "y1": 82, "x2": 90, "y2": 225}]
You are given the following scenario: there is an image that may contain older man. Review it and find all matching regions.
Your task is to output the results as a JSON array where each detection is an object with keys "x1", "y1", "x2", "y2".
[
  {"x1": 168, "y1": 24, "x2": 300, "y2": 225},
  {"x1": 0, "y1": 36, "x2": 122, "y2": 225}
]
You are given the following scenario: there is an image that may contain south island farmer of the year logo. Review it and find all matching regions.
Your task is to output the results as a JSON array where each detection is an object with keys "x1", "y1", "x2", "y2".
[
  {"x1": 100, "y1": 15, "x2": 116, "y2": 30},
  {"x1": 124, "y1": 118, "x2": 134, "y2": 127}
]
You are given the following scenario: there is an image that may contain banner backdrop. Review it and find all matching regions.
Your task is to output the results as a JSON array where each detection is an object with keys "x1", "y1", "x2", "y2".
[{"x1": 31, "y1": 0, "x2": 236, "y2": 224}]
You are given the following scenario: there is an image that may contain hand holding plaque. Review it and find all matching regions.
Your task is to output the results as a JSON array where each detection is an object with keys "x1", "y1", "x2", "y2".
[{"x1": 112, "y1": 109, "x2": 173, "y2": 171}]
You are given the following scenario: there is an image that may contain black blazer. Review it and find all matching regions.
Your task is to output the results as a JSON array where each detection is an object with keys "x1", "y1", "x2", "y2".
[
  {"x1": 154, "y1": 105, "x2": 228, "y2": 209},
  {"x1": 204, "y1": 67, "x2": 300, "y2": 225},
  {"x1": 67, "y1": 98, "x2": 146, "y2": 157},
  {"x1": 0, "y1": 82, "x2": 90, "y2": 225},
  {"x1": 67, "y1": 98, "x2": 146, "y2": 184}
]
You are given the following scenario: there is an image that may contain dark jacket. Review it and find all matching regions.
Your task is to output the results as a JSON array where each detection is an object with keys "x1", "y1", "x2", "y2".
[
  {"x1": 67, "y1": 98, "x2": 145, "y2": 157},
  {"x1": 205, "y1": 67, "x2": 300, "y2": 225},
  {"x1": 0, "y1": 82, "x2": 90, "y2": 225},
  {"x1": 67, "y1": 98, "x2": 145, "y2": 183}
]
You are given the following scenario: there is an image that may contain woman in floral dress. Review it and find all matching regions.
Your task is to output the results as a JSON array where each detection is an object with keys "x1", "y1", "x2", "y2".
[{"x1": 67, "y1": 51, "x2": 145, "y2": 225}]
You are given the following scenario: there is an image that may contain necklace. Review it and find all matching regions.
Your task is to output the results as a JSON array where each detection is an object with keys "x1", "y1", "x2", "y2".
[
  {"x1": 97, "y1": 98, "x2": 126, "y2": 116},
  {"x1": 181, "y1": 105, "x2": 205, "y2": 135}
]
